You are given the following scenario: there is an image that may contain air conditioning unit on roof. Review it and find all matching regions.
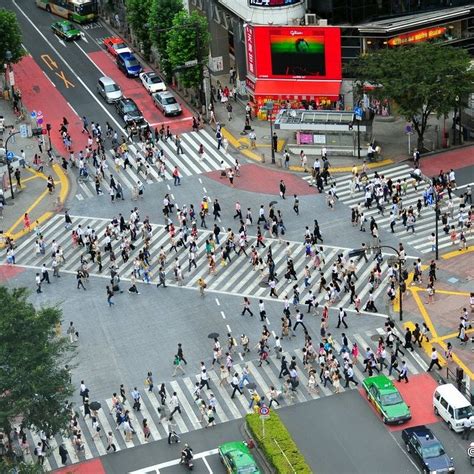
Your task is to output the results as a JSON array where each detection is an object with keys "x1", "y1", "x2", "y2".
[
  {"x1": 305, "y1": 13, "x2": 316, "y2": 25},
  {"x1": 318, "y1": 19, "x2": 328, "y2": 26}
]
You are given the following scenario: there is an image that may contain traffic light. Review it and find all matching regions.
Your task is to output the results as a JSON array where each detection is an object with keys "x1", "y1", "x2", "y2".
[
  {"x1": 32, "y1": 127, "x2": 43, "y2": 137},
  {"x1": 400, "y1": 282, "x2": 406, "y2": 293},
  {"x1": 46, "y1": 123, "x2": 52, "y2": 132}
]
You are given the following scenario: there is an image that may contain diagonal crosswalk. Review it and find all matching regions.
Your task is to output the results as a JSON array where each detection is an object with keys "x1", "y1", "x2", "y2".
[
  {"x1": 23, "y1": 326, "x2": 425, "y2": 470},
  {"x1": 74, "y1": 130, "x2": 236, "y2": 200},
  {"x1": 303, "y1": 164, "x2": 473, "y2": 254},
  {"x1": 13, "y1": 213, "x2": 400, "y2": 310}
]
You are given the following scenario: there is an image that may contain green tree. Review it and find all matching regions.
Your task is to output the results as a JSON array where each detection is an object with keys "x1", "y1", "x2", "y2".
[
  {"x1": 348, "y1": 43, "x2": 474, "y2": 149},
  {"x1": 0, "y1": 287, "x2": 75, "y2": 460},
  {"x1": 0, "y1": 8, "x2": 23, "y2": 65},
  {"x1": 166, "y1": 10, "x2": 210, "y2": 89},
  {"x1": 149, "y1": 0, "x2": 183, "y2": 75},
  {"x1": 125, "y1": 0, "x2": 152, "y2": 58}
]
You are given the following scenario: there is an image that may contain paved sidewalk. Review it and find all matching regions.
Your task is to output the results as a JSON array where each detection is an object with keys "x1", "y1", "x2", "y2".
[
  {"x1": 209, "y1": 75, "x2": 474, "y2": 174},
  {"x1": 0, "y1": 100, "x2": 69, "y2": 249},
  {"x1": 401, "y1": 249, "x2": 474, "y2": 383}
]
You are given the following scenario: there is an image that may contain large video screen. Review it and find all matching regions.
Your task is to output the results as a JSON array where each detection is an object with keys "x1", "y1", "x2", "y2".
[
  {"x1": 270, "y1": 32, "x2": 325, "y2": 76},
  {"x1": 246, "y1": 25, "x2": 341, "y2": 80}
]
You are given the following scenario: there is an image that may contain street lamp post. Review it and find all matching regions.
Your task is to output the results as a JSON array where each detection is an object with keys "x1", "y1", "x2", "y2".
[
  {"x1": 265, "y1": 101, "x2": 275, "y2": 164},
  {"x1": 357, "y1": 244, "x2": 404, "y2": 321},
  {"x1": 4, "y1": 131, "x2": 20, "y2": 200},
  {"x1": 434, "y1": 189, "x2": 440, "y2": 260}
]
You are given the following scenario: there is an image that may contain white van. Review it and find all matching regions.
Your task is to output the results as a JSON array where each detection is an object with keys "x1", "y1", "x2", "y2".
[{"x1": 433, "y1": 383, "x2": 473, "y2": 432}]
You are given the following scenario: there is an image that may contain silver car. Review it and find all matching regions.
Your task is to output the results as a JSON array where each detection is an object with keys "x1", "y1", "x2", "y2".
[
  {"x1": 152, "y1": 91, "x2": 182, "y2": 117},
  {"x1": 97, "y1": 76, "x2": 122, "y2": 103}
]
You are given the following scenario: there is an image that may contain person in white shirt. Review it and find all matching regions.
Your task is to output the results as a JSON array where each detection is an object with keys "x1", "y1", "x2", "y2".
[{"x1": 427, "y1": 348, "x2": 442, "y2": 371}]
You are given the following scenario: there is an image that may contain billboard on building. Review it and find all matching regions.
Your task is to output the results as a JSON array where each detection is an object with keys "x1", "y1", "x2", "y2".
[
  {"x1": 249, "y1": 0, "x2": 303, "y2": 6},
  {"x1": 245, "y1": 25, "x2": 341, "y2": 80}
]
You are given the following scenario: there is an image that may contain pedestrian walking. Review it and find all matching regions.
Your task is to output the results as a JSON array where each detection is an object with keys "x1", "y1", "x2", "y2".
[
  {"x1": 106, "y1": 285, "x2": 114, "y2": 306},
  {"x1": 169, "y1": 392, "x2": 182, "y2": 417},
  {"x1": 35, "y1": 273, "x2": 42, "y2": 294},
  {"x1": 230, "y1": 373, "x2": 242, "y2": 398},
  {"x1": 241, "y1": 297, "x2": 253, "y2": 316},
  {"x1": 293, "y1": 194, "x2": 300, "y2": 215},
  {"x1": 427, "y1": 347, "x2": 442, "y2": 371},
  {"x1": 398, "y1": 361, "x2": 409, "y2": 383},
  {"x1": 337, "y1": 308, "x2": 348, "y2": 328}
]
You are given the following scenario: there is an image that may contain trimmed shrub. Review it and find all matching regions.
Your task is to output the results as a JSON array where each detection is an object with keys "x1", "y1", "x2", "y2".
[{"x1": 246, "y1": 412, "x2": 312, "y2": 473}]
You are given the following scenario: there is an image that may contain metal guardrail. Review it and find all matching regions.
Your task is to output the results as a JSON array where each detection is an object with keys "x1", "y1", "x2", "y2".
[{"x1": 443, "y1": 366, "x2": 474, "y2": 404}]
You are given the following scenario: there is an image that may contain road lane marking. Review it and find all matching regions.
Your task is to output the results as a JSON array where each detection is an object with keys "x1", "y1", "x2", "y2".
[
  {"x1": 54, "y1": 70, "x2": 74, "y2": 88},
  {"x1": 12, "y1": 0, "x2": 126, "y2": 135},
  {"x1": 129, "y1": 448, "x2": 219, "y2": 473},
  {"x1": 40, "y1": 54, "x2": 58, "y2": 70}
]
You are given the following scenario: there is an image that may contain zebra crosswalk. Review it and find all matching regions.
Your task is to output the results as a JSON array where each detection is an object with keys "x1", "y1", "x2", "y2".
[
  {"x1": 74, "y1": 129, "x2": 236, "y2": 200},
  {"x1": 23, "y1": 326, "x2": 426, "y2": 471},
  {"x1": 14, "y1": 213, "x2": 398, "y2": 310},
  {"x1": 304, "y1": 164, "x2": 473, "y2": 254}
]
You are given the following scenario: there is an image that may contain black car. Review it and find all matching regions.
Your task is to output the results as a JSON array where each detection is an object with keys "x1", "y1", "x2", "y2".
[
  {"x1": 115, "y1": 98, "x2": 145, "y2": 126},
  {"x1": 402, "y1": 426, "x2": 455, "y2": 473}
]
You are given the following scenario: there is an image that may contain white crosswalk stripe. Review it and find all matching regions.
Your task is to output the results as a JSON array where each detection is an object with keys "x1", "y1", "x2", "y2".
[
  {"x1": 14, "y1": 213, "x2": 401, "y2": 313},
  {"x1": 27, "y1": 325, "x2": 425, "y2": 469},
  {"x1": 303, "y1": 164, "x2": 473, "y2": 253},
  {"x1": 74, "y1": 130, "x2": 236, "y2": 199}
]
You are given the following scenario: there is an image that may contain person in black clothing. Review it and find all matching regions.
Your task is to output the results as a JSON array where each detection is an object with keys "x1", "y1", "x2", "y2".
[
  {"x1": 404, "y1": 328, "x2": 414, "y2": 351},
  {"x1": 279, "y1": 180, "x2": 286, "y2": 199},
  {"x1": 313, "y1": 219, "x2": 324, "y2": 243},
  {"x1": 412, "y1": 323, "x2": 422, "y2": 348},
  {"x1": 278, "y1": 356, "x2": 290, "y2": 379},
  {"x1": 177, "y1": 343, "x2": 187, "y2": 365}
]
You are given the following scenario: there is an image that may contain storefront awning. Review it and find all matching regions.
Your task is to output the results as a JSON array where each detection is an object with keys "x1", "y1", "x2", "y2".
[{"x1": 252, "y1": 79, "x2": 341, "y2": 100}]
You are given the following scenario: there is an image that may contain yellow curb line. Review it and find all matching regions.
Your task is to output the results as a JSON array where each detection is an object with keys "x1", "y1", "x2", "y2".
[
  {"x1": 6, "y1": 188, "x2": 51, "y2": 237},
  {"x1": 1, "y1": 163, "x2": 69, "y2": 245},
  {"x1": 441, "y1": 247, "x2": 474, "y2": 260},
  {"x1": 21, "y1": 175, "x2": 43, "y2": 184},
  {"x1": 434, "y1": 328, "x2": 474, "y2": 342},
  {"x1": 410, "y1": 290, "x2": 439, "y2": 339},
  {"x1": 404, "y1": 320, "x2": 445, "y2": 366},
  {"x1": 288, "y1": 158, "x2": 394, "y2": 173},
  {"x1": 437, "y1": 339, "x2": 474, "y2": 380},
  {"x1": 428, "y1": 289, "x2": 470, "y2": 297},
  {"x1": 222, "y1": 127, "x2": 394, "y2": 172}
]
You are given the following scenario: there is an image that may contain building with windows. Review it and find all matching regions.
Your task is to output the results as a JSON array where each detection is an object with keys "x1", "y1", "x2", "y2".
[{"x1": 191, "y1": 0, "x2": 474, "y2": 114}]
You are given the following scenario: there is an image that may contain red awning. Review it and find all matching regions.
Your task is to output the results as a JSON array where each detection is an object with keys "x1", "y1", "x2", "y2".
[{"x1": 252, "y1": 79, "x2": 341, "y2": 100}]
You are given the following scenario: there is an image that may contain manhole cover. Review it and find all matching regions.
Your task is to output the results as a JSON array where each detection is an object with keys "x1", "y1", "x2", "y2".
[
  {"x1": 238, "y1": 145, "x2": 248, "y2": 150},
  {"x1": 370, "y1": 334, "x2": 381, "y2": 342}
]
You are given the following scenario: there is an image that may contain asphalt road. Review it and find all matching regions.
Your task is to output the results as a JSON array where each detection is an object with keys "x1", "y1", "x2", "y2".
[
  {"x1": 5, "y1": 0, "x2": 192, "y2": 136},
  {"x1": 100, "y1": 418, "x2": 250, "y2": 474},
  {"x1": 279, "y1": 391, "x2": 473, "y2": 474}
]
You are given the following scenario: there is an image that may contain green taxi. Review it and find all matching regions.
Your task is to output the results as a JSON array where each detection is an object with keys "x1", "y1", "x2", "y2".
[
  {"x1": 219, "y1": 441, "x2": 260, "y2": 474},
  {"x1": 51, "y1": 20, "x2": 81, "y2": 41},
  {"x1": 362, "y1": 375, "x2": 411, "y2": 424}
]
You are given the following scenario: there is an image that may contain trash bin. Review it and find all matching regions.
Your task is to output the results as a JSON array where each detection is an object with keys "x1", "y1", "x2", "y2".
[{"x1": 261, "y1": 153, "x2": 265, "y2": 163}]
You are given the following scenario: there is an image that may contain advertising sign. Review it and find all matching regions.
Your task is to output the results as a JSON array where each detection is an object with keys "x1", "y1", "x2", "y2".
[
  {"x1": 388, "y1": 26, "x2": 447, "y2": 47},
  {"x1": 249, "y1": 0, "x2": 302, "y2": 6},
  {"x1": 246, "y1": 25, "x2": 256, "y2": 77},
  {"x1": 246, "y1": 25, "x2": 341, "y2": 80}
]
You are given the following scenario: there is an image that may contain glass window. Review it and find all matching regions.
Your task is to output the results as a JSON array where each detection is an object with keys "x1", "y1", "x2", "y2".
[
  {"x1": 455, "y1": 406, "x2": 473, "y2": 419},
  {"x1": 381, "y1": 392, "x2": 403, "y2": 406},
  {"x1": 422, "y1": 443, "x2": 445, "y2": 459},
  {"x1": 440, "y1": 398, "x2": 448, "y2": 409}
]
